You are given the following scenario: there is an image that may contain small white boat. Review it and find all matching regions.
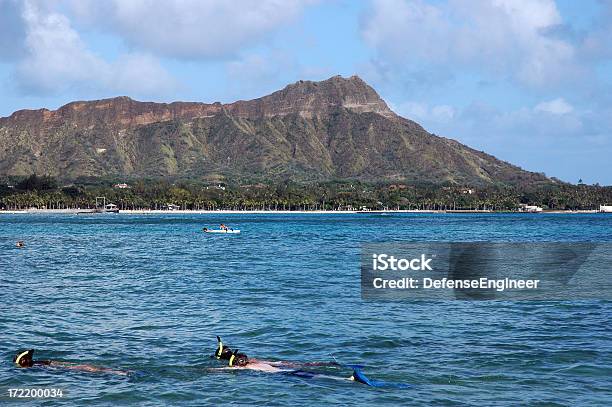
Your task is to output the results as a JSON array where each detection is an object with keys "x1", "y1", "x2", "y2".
[{"x1": 203, "y1": 228, "x2": 241, "y2": 234}]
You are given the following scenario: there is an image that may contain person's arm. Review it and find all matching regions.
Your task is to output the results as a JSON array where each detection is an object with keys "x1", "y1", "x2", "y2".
[{"x1": 48, "y1": 361, "x2": 129, "y2": 375}]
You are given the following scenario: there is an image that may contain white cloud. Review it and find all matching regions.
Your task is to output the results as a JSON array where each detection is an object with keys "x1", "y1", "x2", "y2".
[
  {"x1": 455, "y1": 100, "x2": 583, "y2": 140},
  {"x1": 12, "y1": 1, "x2": 177, "y2": 96},
  {"x1": 393, "y1": 98, "x2": 589, "y2": 157},
  {"x1": 225, "y1": 52, "x2": 299, "y2": 99},
  {"x1": 431, "y1": 104, "x2": 455, "y2": 121},
  {"x1": 534, "y1": 98, "x2": 573, "y2": 115},
  {"x1": 227, "y1": 52, "x2": 296, "y2": 85},
  {"x1": 393, "y1": 98, "x2": 607, "y2": 182},
  {"x1": 396, "y1": 101, "x2": 428, "y2": 120},
  {"x1": 109, "y1": 53, "x2": 178, "y2": 96},
  {"x1": 361, "y1": 0, "x2": 578, "y2": 87},
  {"x1": 16, "y1": 1, "x2": 105, "y2": 93},
  {"x1": 394, "y1": 101, "x2": 455, "y2": 123},
  {"x1": 7, "y1": 0, "x2": 314, "y2": 97},
  {"x1": 224, "y1": 51, "x2": 336, "y2": 101},
  {"x1": 67, "y1": 0, "x2": 314, "y2": 59}
]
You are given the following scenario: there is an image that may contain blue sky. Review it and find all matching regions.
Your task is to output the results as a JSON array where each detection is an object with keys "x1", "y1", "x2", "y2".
[{"x1": 1, "y1": 0, "x2": 611, "y2": 184}]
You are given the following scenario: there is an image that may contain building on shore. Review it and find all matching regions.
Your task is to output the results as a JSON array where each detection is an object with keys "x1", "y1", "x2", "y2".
[{"x1": 600, "y1": 205, "x2": 612, "y2": 213}]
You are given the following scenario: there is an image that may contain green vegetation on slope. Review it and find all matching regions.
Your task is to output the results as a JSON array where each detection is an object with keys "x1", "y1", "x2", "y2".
[
  {"x1": 0, "y1": 76, "x2": 553, "y2": 187},
  {"x1": 1, "y1": 175, "x2": 610, "y2": 211}
]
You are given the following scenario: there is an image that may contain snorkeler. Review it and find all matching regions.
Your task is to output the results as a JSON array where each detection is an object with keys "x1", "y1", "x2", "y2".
[
  {"x1": 212, "y1": 336, "x2": 337, "y2": 373},
  {"x1": 13, "y1": 349, "x2": 129, "y2": 376},
  {"x1": 210, "y1": 336, "x2": 410, "y2": 388},
  {"x1": 212, "y1": 336, "x2": 282, "y2": 372},
  {"x1": 15, "y1": 240, "x2": 25, "y2": 248}
]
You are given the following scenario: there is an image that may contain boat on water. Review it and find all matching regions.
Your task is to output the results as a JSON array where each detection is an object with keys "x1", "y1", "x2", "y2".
[
  {"x1": 77, "y1": 199, "x2": 119, "y2": 214},
  {"x1": 77, "y1": 208, "x2": 119, "y2": 214},
  {"x1": 100, "y1": 203, "x2": 119, "y2": 213},
  {"x1": 203, "y1": 228, "x2": 240, "y2": 234}
]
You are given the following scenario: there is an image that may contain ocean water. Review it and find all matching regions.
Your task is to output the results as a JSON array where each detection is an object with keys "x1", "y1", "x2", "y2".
[{"x1": 0, "y1": 213, "x2": 610, "y2": 406}]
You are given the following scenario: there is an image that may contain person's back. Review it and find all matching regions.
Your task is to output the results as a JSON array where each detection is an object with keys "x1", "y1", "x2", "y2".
[
  {"x1": 208, "y1": 336, "x2": 409, "y2": 388},
  {"x1": 211, "y1": 337, "x2": 336, "y2": 373},
  {"x1": 13, "y1": 349, "x2": 128, "y2": 375}
]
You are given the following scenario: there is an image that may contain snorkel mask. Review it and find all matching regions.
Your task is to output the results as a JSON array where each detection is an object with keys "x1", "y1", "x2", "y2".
[
  {"x1": 228, "y1": 349, "x2": 249, "y2": 367},
  {"x1": 13, "y1": 349, "x2": 34, "y2": 368}
]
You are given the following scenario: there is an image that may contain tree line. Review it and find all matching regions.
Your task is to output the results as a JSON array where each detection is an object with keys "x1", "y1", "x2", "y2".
[{"x1": 1, "y1": 174, "x2": 610, "y2": 211}]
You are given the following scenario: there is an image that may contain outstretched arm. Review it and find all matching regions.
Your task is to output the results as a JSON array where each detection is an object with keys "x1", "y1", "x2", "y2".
[{"x1": 49, "y1": 361, "x2": 129, "y2": 376}]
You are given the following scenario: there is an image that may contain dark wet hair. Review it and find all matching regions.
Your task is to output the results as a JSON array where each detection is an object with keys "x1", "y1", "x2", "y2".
[
  {"x1": 218, "y1": 347, "x2": 233, "y2": 360},
  {"x1": 214, "y1": 336, "x2": 234, "y2": 360},
  {"x1": 13, "y1": 350, "x2": 34, "y2": 367},
  {"x1": 228, "y1": 350, "x2": 249, "y2": 367}
]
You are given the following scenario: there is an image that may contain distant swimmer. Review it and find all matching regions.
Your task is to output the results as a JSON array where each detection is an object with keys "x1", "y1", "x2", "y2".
[
  {"x1": 13, "y1": 349, "x2": 129, "y2": 376},
  {"x1": 210, "y1": 336, "x2": 410, "y2": 388},
  {"x1": 15, "y1": 241, "x2": 25, "y2": 248}
]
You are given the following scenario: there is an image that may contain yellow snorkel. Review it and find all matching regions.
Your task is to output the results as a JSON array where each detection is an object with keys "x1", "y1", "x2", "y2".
[
  {"x1": 215, "y1": 336, "x2": 224, "y2": 359},
  {"x1": 228, "y1": 350, "x2": 237, "y2": 367}
]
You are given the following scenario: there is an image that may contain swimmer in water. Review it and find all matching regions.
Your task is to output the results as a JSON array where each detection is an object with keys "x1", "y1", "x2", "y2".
[
  {"x1": 209, "y1": 336, "x2": 411, "y2": 388},
  {"x1": 13, "y1": 349, "x2": 129, "y2": 376},
  {"x1": 16, "y1": 241, "x2": 25, "y2": 248},
  {"x1": 211, "y1": 336, "x2": 339, "y2": 373}
]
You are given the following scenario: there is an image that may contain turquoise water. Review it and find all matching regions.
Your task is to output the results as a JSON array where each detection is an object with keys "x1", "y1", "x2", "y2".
[{"x1": 1, "y1": 213, "x2": 610, "y2": 405}]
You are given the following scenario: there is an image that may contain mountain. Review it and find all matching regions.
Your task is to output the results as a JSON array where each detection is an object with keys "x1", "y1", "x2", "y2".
[{"x1": 0, "y1": 75, "x2": 550, "y2": 185}]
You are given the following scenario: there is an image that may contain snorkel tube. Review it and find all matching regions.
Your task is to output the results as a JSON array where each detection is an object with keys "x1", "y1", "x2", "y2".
[
  {"x1": 213, "y1": 336, "x2": 235, "y2": 360},
  {"x1": 214, "y1": 336, "x2": 224, "y2": 359},
  {"x1": 228, "y1": 350, "x2": 236, "y2": 367},
  {"x1": 212, "y1": 336, "x2": 248, "y2": 367}
]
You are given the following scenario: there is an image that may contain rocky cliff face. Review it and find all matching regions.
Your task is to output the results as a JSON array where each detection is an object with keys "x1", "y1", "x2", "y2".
[
  {"x1": 0, "y1": 75, "x2": 549, "y2": 185},
  {"x1": 227, "y1": 75, "x2": 395, "y2": 119}
]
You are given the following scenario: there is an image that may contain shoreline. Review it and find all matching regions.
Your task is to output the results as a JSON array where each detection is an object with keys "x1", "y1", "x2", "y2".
[{"x1": 0, "y1": 209, "x2": 604, "y2": 215}]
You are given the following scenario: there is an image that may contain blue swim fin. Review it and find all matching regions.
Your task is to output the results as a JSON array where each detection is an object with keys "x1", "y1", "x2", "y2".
[{"x1": 351, "y1": 367, "x2": 411, "y2": 389}]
